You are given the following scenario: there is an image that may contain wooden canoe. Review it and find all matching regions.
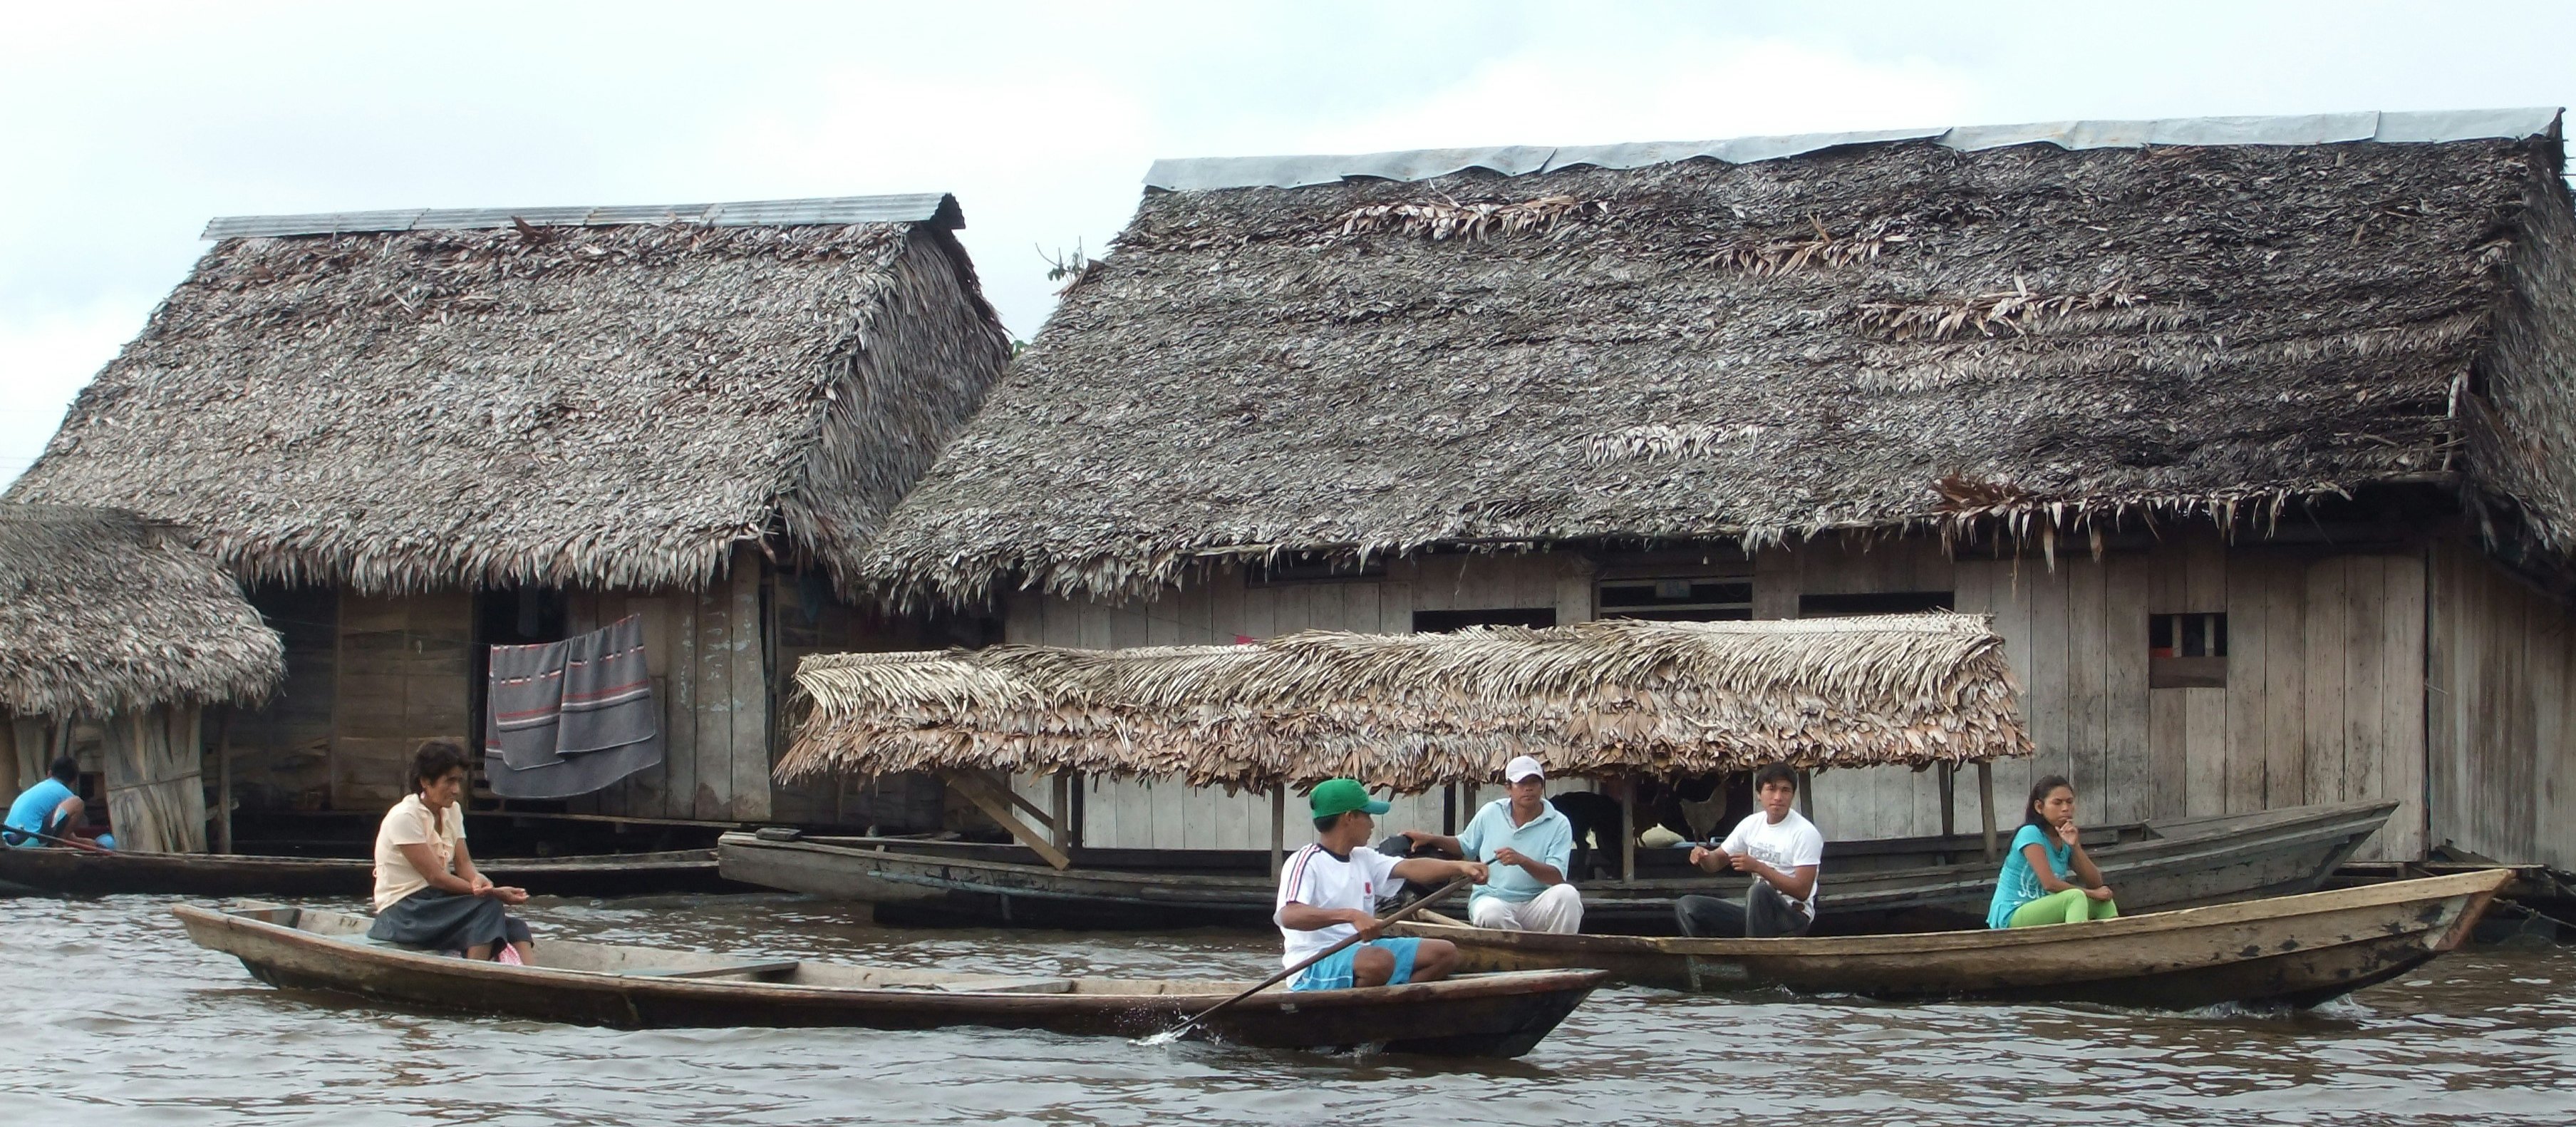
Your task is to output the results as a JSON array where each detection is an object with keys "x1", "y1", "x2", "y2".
[
  {"x1": 717, "y1": 801, "x2": 2396, "y2": 932},
  {"x1": 1387, "y1": 868, "x2": 2510, "y2": 1009},
  {"x1": 172, "y1": 903, "x2": 1605, "y2": 1057},
  {"x1": 0, "y1": 847, "x2": 739, "y2": 898}
]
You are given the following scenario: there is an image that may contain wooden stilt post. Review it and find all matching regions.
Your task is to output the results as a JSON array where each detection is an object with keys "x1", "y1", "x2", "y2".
[
  {"x1": 1049, "y1": 769, "x2": 1071, "y2": 853},
  {"x1": 1977, "y1": 760, "x2": 1998, "y2": 863},
  {"x1": 1268, "y1": 785, "x2": 1286, "y2": 878},
  {"x1": 213, "y1": 709, "x2": 234, "y2": 855},
  {"x1": 1796, "y1": 768, "x2": 1814, "y2": 820},
  {"x1": 1938, "y1": 762, "x2": 1957, "y2": 837},
  {"x1": 1618, "y1": 777, "x2": 1636, "y2": 885}
]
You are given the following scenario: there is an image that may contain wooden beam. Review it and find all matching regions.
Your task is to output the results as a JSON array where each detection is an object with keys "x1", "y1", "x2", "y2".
[
  {"x1": 943, "y1": 771, "x2": 1071, "y2": 870},
  {"x1": 1618, "y1": 778, "x2": 1636, "y2": 883},
  {"x1": 1938, "y1": 762, "x2": 1956, "y2": 838},
  {"x1": 1796, "y1": 768, "x2": 1815, "y2": 820},
  {"x1": 1049, "y1": 770, "x2": 1071, "y2": 852},
  {"x1": 213, "y1": 709, "x2": 234, "y2": 855},
  {"x1": 1269, "y1": 786, "x2": 1286, "y2": 878},
  {"x1": 1977, "y1": 760, "x2": 1999, "y2": 863}
]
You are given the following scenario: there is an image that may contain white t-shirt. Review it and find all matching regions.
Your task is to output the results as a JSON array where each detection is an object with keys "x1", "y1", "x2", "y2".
[
  {"x1": 1719, "y1": 808, "x2": 1826, "y2": 913},
  {"x1": 373, "y1": 793, "x2": 465, "y2": 912},
  {"x1": 1273, "y1": 843, "x2": 1401, "y2": 969}
]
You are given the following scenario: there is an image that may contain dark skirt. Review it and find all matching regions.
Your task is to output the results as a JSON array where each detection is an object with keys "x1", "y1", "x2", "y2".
[{"x1": 368, "y1": 890, "x2": 532, "y2": 952}]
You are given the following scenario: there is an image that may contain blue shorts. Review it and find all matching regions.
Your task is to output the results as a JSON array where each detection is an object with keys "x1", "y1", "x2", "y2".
[{"x1": 1290, "y1": 938, "x2": 1421, "y2": 992}]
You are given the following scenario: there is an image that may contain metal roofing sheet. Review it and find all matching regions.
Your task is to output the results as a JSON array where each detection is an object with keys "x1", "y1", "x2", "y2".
[
  {"x1": 1144, "y1": 108, "x2": 2565, "y2": 192},
  {"x1": 202, "y1": 192, "x2": 961, "y2": 240}
]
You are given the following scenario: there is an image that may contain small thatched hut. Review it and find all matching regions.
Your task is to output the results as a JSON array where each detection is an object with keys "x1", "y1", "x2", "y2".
[
  {"x1": 0, "y1": 503, "x2": 285, "y2": 851},
  {"x1": 7, "y1": 193, "x2": 1012, "y2": 831},
  {"x1": 858, "y1": 109, "x2": 2576, "y2": 866}
]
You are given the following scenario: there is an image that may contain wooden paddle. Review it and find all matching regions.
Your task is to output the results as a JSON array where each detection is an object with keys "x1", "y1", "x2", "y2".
[{"x1": 1154, "y1": 875, "x2": 1474, "y2": 1044}]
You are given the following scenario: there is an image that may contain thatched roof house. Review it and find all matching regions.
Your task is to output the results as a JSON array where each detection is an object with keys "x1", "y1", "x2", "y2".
[
  {"x1": 9, "y1": 193, "x2": 1010, "y2": 593},
  {"x1": 0, "y1": 504, "x2": 284, "y2": 718},
  {"x1": 3, "y1": 193, "x2": 1013, "y2": 828},
  {"x1": 781, "y1": 614, "x2": 2029, "y2": 791},
  {"x1": 859, "y1": 108, "x2": 2576, "y2": 607}
]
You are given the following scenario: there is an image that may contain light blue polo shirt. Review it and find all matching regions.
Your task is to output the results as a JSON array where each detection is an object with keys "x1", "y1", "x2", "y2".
[
  {"x1": 5, "y1": 778, "x2": 76, "y2": 848},
  {"x1": 1457, "y1": 797, "x2": 1575, "y2": 910}
]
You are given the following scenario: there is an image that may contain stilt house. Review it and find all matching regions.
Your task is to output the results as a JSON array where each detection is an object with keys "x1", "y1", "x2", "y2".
[
  {"x1": 7, "y1": 194, "x2": 1013, "y2": 834},
  {"x1": 854, "y1": 110, "x2": 2576, "y2": 867},
  {"x1": 0, "y1": 504, "x2": 286, "y2": 851}
]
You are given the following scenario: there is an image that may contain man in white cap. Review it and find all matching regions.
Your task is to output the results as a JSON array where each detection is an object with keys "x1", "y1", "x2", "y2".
[{"x1": 1402, "y1": 755, "x2": 1583, "y2": 933}]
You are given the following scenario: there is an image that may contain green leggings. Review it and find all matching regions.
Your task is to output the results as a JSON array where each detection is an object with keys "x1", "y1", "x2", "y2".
[{"x1": 2007, "y1": 887, "x2": 2119, "y2": 927}]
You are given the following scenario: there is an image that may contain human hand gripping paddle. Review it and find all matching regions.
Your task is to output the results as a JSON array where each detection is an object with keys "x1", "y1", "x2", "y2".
[{"x1": 1146, "y1": 875, "x2": 1475, "y2": 1045}]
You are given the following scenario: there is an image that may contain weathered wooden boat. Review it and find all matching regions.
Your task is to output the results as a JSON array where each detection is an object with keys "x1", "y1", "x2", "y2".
[
  {"x1": 718, "y1": 801, "x2": 2396, "y2": 932},
  {"x1": 1388, "y1": 869, "x2": 2509, "y2": 1009},
  {"x1": 172, "y1": 903, "x2": 1605, "y2": 1056},
  {"x1": 0, "y1": 847, "x2": 738, "y2": 898}
]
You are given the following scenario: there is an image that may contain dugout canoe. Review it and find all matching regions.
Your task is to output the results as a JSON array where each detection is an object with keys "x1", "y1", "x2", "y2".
[
  {"x1": 172, "y1": 903, "x2": 1604, "y2": 1056},
  {"x1": 718, "y1": 801, "x2": 2396, "y2": 932},
  {"x1": 0, "y1": 847, "x2": 738, "y2": 898},
  {"x1": 1388, "y1": 868, "x2": 2510, "y2": 1009}
]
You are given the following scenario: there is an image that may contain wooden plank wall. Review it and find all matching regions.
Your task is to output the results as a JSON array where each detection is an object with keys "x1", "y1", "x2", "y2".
[
  {"x1": 330, "y1": 591, "x2": 472, "y2": 810},
  {"x1": 1803, "y1": 532, "x2": 2427, "y2": 862},
  {"x1": 229, "y1": 585, "x2": 338, "y2": 810},
  {"x1": 562, "y1": 545, "x2": 775, "y2": 823},
  {"x1": 2426, "y1": 541, "x2": 2576, "y2": 869},
  {"x1": 1006, "y1": 552, "x2": 1598, "y2": 849},
  {"x1": 1008, "y1": 532, "x2": 2435, "y2": 859}
]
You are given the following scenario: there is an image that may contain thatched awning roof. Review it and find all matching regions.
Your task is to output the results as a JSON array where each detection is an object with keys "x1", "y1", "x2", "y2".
[
  {"x1": 6, "y1": 194, "x2": 1010, "y2": 595},
  {"x1": 856, "y1": 110, "x2": 2576, "y2": 606},
  {"x1": 778, "y1": 613, "x2": 2030, "y2": 791},
  {"x1": 0, "y1": 505, "x2": 285, "y2": 716}
]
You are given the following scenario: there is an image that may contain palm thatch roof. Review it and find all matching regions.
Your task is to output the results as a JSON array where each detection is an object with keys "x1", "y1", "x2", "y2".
[
  {"x1": 857, "y1": 109, "x2": 2576, "y2": 607},
  {"x1": 0, "y1": 504, "x2": 285, "y2": 717},
  {"x1": 6, "y1": 194, "x2": 1011, "y2": 594},
  {"x1": 778, "y1": 613, "x2": 2029, "y2": 791}
]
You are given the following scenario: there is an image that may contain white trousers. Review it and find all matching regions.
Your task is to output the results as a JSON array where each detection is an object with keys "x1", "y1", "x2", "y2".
[{"x1": 1467, "y1": 883, "x2": 1585, "y2": 934}]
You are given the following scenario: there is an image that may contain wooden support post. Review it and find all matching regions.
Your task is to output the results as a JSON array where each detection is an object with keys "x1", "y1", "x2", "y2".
[
  {"x1": 1977, "y1": 760, "x2": 1998, "y2": 863},
  {"x1": 943, "y1": 771, "x2": 1071, "y2": 870},
  {"x1": 1796, "y1": 768, "x2": 1814, "y2": 820},
  {"x1": 1049, "y1": 770, "x2": 1071, "y2": 853},
  {"x1": 1938, "y1": 762, "x2": 1956, "y2": 838},
  {"x1": 213, "y1": 709, "x2": 234, "y2": 855},
  {"x1": 1442, "y1": 782, "x2": 1457, "y2": 835},
  {"x1": 1618, "y1": 778, "x2": 1636, "y2": 884},
  {"x1": 1269, "y1": 786, "x2": 1286, "y2": 878}
]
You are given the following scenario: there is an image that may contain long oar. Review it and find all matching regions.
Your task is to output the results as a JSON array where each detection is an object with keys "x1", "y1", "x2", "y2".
[{"x1": 1151, "y1": 875, "x2": 1473, "y2": 1044}]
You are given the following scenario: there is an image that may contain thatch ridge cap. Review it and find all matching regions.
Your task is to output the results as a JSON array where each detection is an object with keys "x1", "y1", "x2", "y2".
[
  {"x1": 1144, "y1": 107, "x2": 2562, "y2": 190},
  {"x1": 202, "y1": 192, "x2": 966, "y2": 240}
]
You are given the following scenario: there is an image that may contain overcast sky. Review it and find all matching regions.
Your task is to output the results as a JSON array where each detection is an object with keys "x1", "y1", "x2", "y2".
[{"x1": 6, "y1": 1, "x2": 2573, "y2": 487}]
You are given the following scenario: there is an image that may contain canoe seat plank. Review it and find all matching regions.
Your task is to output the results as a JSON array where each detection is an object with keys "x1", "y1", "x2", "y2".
[
  {"x1": 629, "y1": 960, "x2": 802, "y2": 979},
  {"x1": 919, "y1": 975, "x2": 1075, "y2": 994}
]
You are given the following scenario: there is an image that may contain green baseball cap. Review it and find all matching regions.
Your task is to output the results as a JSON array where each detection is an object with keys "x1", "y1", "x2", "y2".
[{"x1": 1308, "y1": 778, "x2": 1391, "y2": 818}]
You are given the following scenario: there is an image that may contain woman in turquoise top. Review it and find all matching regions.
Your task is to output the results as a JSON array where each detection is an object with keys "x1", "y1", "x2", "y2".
[{"x1": 1986, "y1": 775, "x2": 2118, "y2": 928}]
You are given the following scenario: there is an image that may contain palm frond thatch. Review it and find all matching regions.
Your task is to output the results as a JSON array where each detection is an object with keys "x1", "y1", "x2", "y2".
[
  {"x1": 857, "y1": 120, "x2": 2576, "y2": 607},
  {"x1": 0, "y1": 504, "x2": 285, "y2": 716},
  {"x1": 779, "y1": 614, "x2": 2030, "y2": 791},
  {"x1": 6, "y1": 200, "x2": 1011, "y2": 595}
]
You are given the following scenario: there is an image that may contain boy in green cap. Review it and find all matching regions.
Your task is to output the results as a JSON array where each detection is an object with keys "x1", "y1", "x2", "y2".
[{"x1": 1275, "y1": 778, "x2": 1488, "y2": 991}]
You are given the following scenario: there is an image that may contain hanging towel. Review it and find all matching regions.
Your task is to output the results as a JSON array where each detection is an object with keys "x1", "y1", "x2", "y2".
[{"x1": 484, "y1": 614, "x2": 663, "y2": 799}]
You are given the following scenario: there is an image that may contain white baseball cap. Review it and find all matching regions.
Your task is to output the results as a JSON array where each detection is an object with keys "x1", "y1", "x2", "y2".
[{"x1": 1505, "y1": 755, "x2": 1546, "y2": 783}]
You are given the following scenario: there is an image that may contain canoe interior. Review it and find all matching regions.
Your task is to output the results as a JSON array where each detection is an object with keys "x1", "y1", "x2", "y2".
[
  {"x1": 178, "y1": 904, "x2": 1605, "y2": 1056},
  {"x1": 0, "y1": 847, "x2": 738, "y2": 898},
  {"x1": 722, "y1": 801, "x2": 2396, "y2": 932}
]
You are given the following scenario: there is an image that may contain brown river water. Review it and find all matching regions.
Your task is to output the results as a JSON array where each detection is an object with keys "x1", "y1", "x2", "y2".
[{"x1": 4, "y1": 892, "x2": 2572, "y2": 1125}]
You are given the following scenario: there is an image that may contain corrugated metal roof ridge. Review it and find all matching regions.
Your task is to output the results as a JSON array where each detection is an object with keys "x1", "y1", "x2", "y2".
[
  {"x1": 1143, "y1": 108, "x2": 2566, "y2": 192},
  {"x1": 200, "y1": 191, "x2": 961, "y2": 240}
]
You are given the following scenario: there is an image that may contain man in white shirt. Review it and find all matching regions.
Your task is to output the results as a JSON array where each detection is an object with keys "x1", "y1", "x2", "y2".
[
  {"x1": 1674, "y1": 763, "x2": 1824, "y2": 937},
  {"x1": 1276, "y1": 778, "x2": 1489, "y2": 991},
  {"x1": 1402, "y1": 755, "x2": 1582, "y2": 933}
]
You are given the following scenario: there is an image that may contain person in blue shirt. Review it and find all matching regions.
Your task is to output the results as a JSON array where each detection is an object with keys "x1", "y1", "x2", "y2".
[
  {"x1": 1402, "y1": 755, "x2": 1582, "y2": 933},
  {"x1": 1987, "y1": 774, "x2": 2117, "y2": 928},
  {"x1": 5, "y1": 757, "x2": 105, "y2": 850}
]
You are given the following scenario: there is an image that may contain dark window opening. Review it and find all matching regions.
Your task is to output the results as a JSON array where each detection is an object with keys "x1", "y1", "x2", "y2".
[
  {"x1": 2149, "y1": 612, "x2": 2228, "y2": 688},
  {"x1": 1798, "y1": 591, "x2": 1955, "y2": 617},
  {"x1": 1246, "y1": 555, "x2": 1388, "y2": 586},
  {"x1": 1412, "y1": 608, "x2": 1558, "y2": 633},
  {"x1": 1598, "y1": 579, "x2": 1753, "y2": 622}
]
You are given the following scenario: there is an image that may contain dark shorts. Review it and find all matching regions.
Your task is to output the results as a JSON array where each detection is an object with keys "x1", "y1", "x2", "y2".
[{"x1": 368, "y1": 890, "x2": 532, "y2": 952}]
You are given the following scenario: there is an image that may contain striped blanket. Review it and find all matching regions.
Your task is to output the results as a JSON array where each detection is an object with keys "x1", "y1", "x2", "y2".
[{"x1": 485, "y1": 614, "x2": 662, "y2": 798}]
